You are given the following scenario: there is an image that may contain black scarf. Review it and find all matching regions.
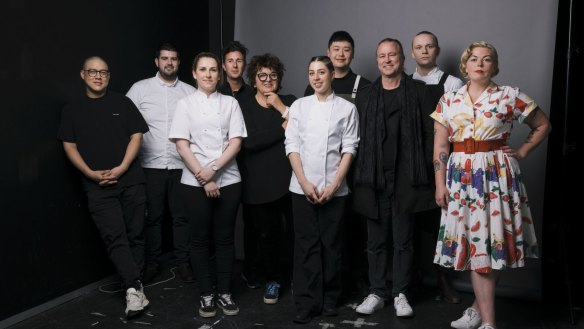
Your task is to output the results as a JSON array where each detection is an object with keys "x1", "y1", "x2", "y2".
[{"x1": 355, "y1": 73, "x2": 428, "y2": 189}]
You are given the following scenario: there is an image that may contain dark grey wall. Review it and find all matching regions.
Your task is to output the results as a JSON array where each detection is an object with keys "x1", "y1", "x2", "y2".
[
  {"x1": 0, "y1": 0, "x2": 208, "y2": 321},
  {"x1": 234, "y1": 0, "x2": 559, "y2": 300}
]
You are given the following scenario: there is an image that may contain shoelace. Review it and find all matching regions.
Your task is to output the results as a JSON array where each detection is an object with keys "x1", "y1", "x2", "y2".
[
  {"x1": 202, "y1": 295, "x2": 214, "y2": 306},
  {"x1": 465, "y1": 308, "x2": 478, "y2": 321},
  {"x1": 266, "y1": 283, "x2": 280, "y2": 295},
  {"x1": 363, "y1": 295, "x2": 379, "y2": 307},
  {"x1": 220, "y1": 294, "x2": 234, "y2": 305},
  {"x1": 395, "y1": 296, "x2": 408, "y2": 308}
]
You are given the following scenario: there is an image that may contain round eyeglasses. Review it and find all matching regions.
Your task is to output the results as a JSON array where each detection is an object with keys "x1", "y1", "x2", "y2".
[
  {"x1": 257, "y1": 72, "x2": 278, "y2": 81},
  {"x1": 84, "y1": 69, "x2": 110, "y2": 78}
]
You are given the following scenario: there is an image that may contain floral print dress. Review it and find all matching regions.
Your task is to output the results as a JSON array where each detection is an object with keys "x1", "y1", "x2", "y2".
[{"x1": 431, "y1": 82, "x2": 539, "y2": 272}]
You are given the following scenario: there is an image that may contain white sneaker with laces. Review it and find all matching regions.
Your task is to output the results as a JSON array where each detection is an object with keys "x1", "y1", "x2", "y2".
[
  {"x1": 393, "y1": 293, "x2": 413, "y2": 317},
  {"x1": 451, "y1": 307, "x2": 482, "y2": 329},
  {"x1": 356, "y1": 293, "x2": 384, "y2": 315},
  {"x1": 125, "y1": 287, "x2": 149, "y2": 318}
]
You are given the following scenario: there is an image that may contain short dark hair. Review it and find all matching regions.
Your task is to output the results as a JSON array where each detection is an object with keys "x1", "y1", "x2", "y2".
[
  {"x1": 221, "y1": 41, "x2": 248, "y2": 62},
  {"x1": 328, "y1": 30, "x2": 355, "y2": 50},
  {"x1": 246, "y1": 53, "x2": 285, "y2": 91},
  {"x1": 156, "y1": 42, "x2": 179, "y2": 59},
  {"x1": 308, "y1": 56, "x2": 334, "y2": 73},
  {"x1": 413, "y1": 31, "x2": 440, "y2": 49}
]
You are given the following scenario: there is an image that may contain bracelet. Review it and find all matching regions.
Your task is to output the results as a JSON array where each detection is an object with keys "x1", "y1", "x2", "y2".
[{"x1": 282, "y1": 106, "x2": 290, "y2": 119}]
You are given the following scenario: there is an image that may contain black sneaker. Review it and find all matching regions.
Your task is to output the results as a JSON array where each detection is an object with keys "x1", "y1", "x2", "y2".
[
  {"x1": 217, "y1": 293, "x2": 239, "y2": 316},
  {"x1": 176, "y1": 262, "x2": 195, "y2": 283},
  {"x1": 199, "y1": 294, "x2": 216, "y2": 318},
  {"x1": 142, "y1": 263, "x2": 159, "y2": 284},
  {"x1": 241, "y1": 272, "x2": 261, "y2": 289}
]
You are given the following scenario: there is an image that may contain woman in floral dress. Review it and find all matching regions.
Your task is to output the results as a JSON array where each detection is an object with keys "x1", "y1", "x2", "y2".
[{"x1": 431, "y1": 42, "x2": 551, "y2": 329}]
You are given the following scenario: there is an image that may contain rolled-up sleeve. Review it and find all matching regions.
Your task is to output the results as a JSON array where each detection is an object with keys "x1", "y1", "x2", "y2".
[
  {"x1": 284, "y1": 101, "x2": 301, "y2": 156},
  {"x1": 340, "y1": 105, "x2": 359, "y2": 156}
]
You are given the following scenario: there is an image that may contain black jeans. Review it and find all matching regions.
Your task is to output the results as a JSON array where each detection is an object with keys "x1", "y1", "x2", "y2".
[
  {"x1": 86, "y1": 184, "x2": 146, "y2": 289},
  {"x1": 181, "y1": 182, "x2": 241, "y2": 295},
  {"x1": 366, "y1": 187, "x2": 414, "y2": 299},
  {"x1": 246, "y1": 194, "x2": 292, "y2": 283},
  {"x1": 143, "y1": 168, "x2": 189, "y2": 265},
  {"x1": 292, "y1": 194, "x2": 346, "y2": 316}
]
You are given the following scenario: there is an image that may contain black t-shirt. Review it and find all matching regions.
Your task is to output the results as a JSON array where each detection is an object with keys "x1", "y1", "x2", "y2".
[
  {"x1": 382, "y1": 87, "x2": 401, "y2": 171},
  {"x1": 58, "y1": 91, "x2": 149, "y2": 190},
  {"x1": 304, "y1": 70, "x2": 371, "y2": 104},
  {"x1": 218, "y1": 81, "x2": 254, "y2": 104},
  {"x1": 237, "y1": 94, "x2": 296, "y2": 204}
]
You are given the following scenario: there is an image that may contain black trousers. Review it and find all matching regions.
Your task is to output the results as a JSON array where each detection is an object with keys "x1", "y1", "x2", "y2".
[
  {"x1": 242, "y1": 203, "x2": 260, "y2": 278},
  {"x1": 246, "y1": 194, "x2": 292, "y2": 283},
  {"x1": 143, "y1": 168, "x2": 189, "y2": 265},
  {"x1": 86, "y1": 184, "x2": 146, "y2": 289},
  {"x1": 292, "y1": 194, "x2": 346, "y2": 316},
  {"x1": 366, "y1": 187, "x2": 415, "y2": 299},
  {"x1": 181, "y1": 182, "x2": 241, "y2": 295}
]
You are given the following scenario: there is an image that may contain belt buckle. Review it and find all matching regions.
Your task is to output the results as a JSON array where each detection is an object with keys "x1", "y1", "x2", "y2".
[{"x1": 464, "y1": 138, "x2": 475, "y2": 154}]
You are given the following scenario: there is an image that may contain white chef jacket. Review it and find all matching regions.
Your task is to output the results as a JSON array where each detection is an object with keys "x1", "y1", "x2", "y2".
[
  {"x1": 169, "y1": 89, "x2": 247, "y2": 187},
  {"x1": 285, "y1": 93, "x2": 359, "y2": 196}
]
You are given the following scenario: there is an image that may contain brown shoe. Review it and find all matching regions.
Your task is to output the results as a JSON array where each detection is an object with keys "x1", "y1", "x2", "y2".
[{"x1": 176, "y1": 262, "x2": 195, "y2": 283}]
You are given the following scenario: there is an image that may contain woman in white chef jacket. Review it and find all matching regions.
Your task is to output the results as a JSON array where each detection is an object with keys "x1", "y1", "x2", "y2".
[
  {"x1": 285, "y1": 56, "x2": 359, "y2": 324},
  {"x1": 169, "y1": 52, "x2": 247, "y2": 318}
]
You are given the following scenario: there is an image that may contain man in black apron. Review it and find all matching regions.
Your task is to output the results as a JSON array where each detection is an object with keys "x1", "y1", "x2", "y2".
[{"x1": 411, "y1": 30, "x2": 464, "y2": 304}]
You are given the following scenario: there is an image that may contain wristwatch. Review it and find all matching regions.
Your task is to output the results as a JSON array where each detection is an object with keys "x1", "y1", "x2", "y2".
[{"x1": 211, "y1": 164, "x2": 219, "y2": 172}]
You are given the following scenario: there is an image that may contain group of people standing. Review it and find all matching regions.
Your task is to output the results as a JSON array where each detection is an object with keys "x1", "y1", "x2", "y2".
[{"x1": 57, "y1": 29, "x2": 551, "y2": 329}]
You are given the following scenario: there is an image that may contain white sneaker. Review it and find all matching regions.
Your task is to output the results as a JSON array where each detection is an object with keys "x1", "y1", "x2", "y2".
[
  {"x1": 451, "y1": 307, "x2": 482, "y2": 329},
  {"x1": 393, "y1": 293, "x2": 413, "y2": 317},
  {"x1": 356, "y1": 293, "x2": 384, "y2": 315},
  {"x1": 477, "y1": 325, "x2": 495, "y2": 329},
  {"x1": 125, "y1": 287, "x2": 149, "y2": 318}
]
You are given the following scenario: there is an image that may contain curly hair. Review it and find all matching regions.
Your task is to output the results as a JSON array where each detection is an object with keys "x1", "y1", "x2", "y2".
[
  {"x1": 459, "y1": 41, "x2": 499, "y2": 79},
  {"x1": 246, "y1": 53, "x2": 285, "y2": 91}
]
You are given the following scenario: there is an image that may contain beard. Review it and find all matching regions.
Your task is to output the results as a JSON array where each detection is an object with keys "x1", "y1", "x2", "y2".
[{"x1": 159, "y1": 66, "x2": 178, "y2": 81}]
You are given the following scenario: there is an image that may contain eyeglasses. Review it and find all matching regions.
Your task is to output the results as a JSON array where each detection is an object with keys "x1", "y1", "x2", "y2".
[
  {"x1": 257, "y1": 72, "x2": 278, "y2": 81},
  {"x1": 84, "y1": 69, "x2": 110, "y2": 78}
]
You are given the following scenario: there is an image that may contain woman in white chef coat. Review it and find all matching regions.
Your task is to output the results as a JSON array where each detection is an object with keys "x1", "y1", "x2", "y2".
[
  {"x1": 169, "y1": 52, "x2": 247, "y2": 318},
  {"x1": 285, "y1": 55, "x2": 359, "y2": 324}
]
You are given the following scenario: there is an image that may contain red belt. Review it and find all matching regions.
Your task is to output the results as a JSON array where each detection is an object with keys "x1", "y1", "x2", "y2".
[{"x1": 452, "y1": 138, "x2": 505, "y2": 154}]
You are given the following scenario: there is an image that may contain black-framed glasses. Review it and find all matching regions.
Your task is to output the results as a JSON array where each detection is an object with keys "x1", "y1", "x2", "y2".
[
  {"x1": 257, "y1": 72, "x2": 278, "y2": 81},
  {"x1": 84, "y1": 69, "x2": 110, "y2": 78}
]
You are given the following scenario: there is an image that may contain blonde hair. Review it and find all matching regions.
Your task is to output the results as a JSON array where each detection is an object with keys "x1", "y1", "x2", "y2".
[{"x1": 459, "y1": 41, "x2": 499, "y2": 79}]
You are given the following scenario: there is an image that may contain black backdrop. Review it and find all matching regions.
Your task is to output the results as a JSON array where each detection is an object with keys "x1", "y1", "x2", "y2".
[{"x1": 0, "y1": 0, "x2": 209, "y2": 320}]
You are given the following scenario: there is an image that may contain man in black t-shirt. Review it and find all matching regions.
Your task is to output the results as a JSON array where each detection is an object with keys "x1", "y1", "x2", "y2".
[
  {"x1": 58, "y1": 56, "x2": 150, "y2": 318},
  {"x1": 304, "y1": 30, "x2": 371, "y2": 103}
]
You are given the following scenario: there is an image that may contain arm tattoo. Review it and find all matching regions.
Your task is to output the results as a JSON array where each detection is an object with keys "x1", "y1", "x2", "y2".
[
  {"x1": 434, "y1": 152, "x2": 449, "y2": 172},
  {"x1": 433, "y1": 160, "x2": 441, "y2": 172},
  {"x1": 439, "y1": 152, "x2": 448, "y2": 166}
]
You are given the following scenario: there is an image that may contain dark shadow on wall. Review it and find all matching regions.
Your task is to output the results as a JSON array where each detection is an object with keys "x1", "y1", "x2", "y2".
[
  {"x1": 543, "y1": 0, "x2": 584, "y2": 323},
  {"x1": 0, "y1": 0, "x2": 209, "y2": 320}
]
